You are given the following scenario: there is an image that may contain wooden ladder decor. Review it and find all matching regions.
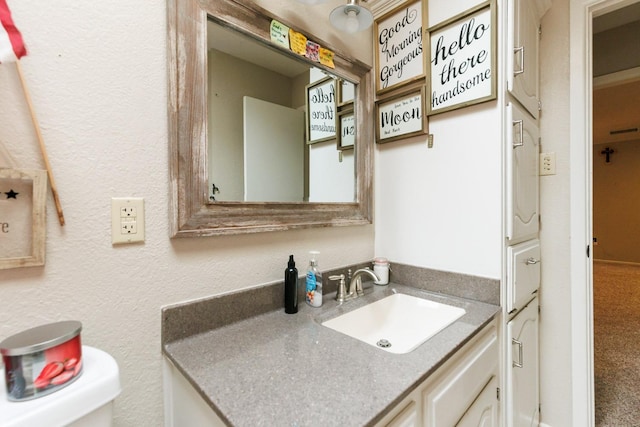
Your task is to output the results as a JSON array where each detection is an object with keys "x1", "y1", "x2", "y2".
[{"x1": 15, "y1": 61, "x2": 65, "y2": 226}]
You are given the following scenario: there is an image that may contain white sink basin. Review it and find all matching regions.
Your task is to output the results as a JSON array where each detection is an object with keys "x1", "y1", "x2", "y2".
[{"x1": 321, "y1": 293, "x2": 466, "y2": 354}]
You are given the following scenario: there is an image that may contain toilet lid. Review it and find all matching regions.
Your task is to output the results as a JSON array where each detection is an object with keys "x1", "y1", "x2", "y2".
[{"x1": 0, "y1": 346, "x2": 121, "y2": 427}]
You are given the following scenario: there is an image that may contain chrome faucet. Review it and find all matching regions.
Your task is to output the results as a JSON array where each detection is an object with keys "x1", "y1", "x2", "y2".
[{"x1": 332, "y1": 268, "x2": 380, "y2": 303}]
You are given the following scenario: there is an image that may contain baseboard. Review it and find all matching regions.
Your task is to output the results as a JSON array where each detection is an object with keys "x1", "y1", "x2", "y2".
[{"x1": 594, "y1": 258, "x2": 640, "y2": 267}]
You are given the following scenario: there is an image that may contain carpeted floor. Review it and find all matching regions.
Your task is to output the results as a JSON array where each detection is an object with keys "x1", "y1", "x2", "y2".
[{"x1": 594, "y1": 261, "x2": 640, "y2": 426}]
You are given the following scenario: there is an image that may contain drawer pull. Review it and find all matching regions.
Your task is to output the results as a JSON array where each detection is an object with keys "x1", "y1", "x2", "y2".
[
  {"x1": 513, "y1": 120, "x2": 524, "y2": 148},
  {"x1": 514, "y1": 46, "x2": 525, "y2": 75},
  {"x1": 512, "y1": 338, "x2": 523, "y2": 368},
  {"x1": 525, "y1": 257, "x2": 540, "y2": 265}
]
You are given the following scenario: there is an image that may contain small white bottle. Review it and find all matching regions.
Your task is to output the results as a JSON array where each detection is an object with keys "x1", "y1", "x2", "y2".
[
  {"x1": 373, "y1": 257, "x2": 390, "y2": 285},
  {"x1": 305, "y1": 251, "x2": 323, "y2": 307}
]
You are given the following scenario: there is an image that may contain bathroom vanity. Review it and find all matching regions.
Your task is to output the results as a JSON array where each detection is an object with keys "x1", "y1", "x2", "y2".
[{"x1": 162, "y1": 274, "x2": 499, "y2": 427}]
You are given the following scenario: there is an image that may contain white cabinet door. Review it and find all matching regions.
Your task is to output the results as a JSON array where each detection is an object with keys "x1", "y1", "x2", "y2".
[
  {"x1": 423, "y1": 324, "x2": 498, "y2": 427},
  {"x1": 506, "y1": 298, "x2": 540, "y2": 427},
  {"x1": 506, "y1": 239, "x2": 541, "y2": 314},
  {"x1": 507, "y1": 0, "x2": 540, "y2": 119},
  {"x1": 163, "y1": 358, "x2": 227, "y2": 427},
  {"x1": 377, "y1": 322, "x2": 499, "y2": 427},
  {"x1": 506, "y1": 102, "x2": 539, "y2": 244},
  {"x1": 456, "y1": 376, "x2": 499, "y2": 427}
]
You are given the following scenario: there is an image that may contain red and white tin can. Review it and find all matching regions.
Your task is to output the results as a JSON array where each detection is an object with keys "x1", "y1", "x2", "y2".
[{"x1": 0, "y1": 321, "x2": 83, "y2": 401}]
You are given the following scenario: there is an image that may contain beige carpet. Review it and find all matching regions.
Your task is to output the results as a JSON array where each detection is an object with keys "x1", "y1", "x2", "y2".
[{"x1": 594, "y1": 261, "x2": 640, "y2": 426}]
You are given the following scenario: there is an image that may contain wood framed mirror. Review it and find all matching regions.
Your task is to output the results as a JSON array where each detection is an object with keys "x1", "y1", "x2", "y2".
[{"x1": 168, "y1": 0, "x2": 374, "y2": 237}]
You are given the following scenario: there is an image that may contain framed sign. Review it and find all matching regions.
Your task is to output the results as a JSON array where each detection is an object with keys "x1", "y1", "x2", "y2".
[
  {"x1": 306, "y1": 76, "x2": 337, "y2": 144},
  {"x1": 374, "y1": 0, "x2": 426, "y2": 95},
  {"x1": 0, "y1": 168, "x2": 47, "y2": 270},
  {"x1": 337, "y1": 108, "x2": 355, "y2": 150},
  {"x1": 376, "y1": 86, "x2": 427, "y2": 143},
  {"x1": 427, "y1": 0, "x2": 497, "y2": 115}
]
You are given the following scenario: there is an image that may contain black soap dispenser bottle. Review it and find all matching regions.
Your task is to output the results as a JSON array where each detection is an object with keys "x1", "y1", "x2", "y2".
[{"x1": 284, "y1": 255, "x2": 298, "y2": 314}]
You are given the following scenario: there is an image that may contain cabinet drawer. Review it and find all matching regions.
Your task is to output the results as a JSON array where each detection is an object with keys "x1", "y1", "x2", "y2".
[
  {"x1": 507, "y1": 0, "x2": 540, "y2": 119},
  {"x1": 507, "y1": 239, "x2": 540, "y2": 314},
  {"x1": 423, "y1": 325, "x2": 498, "y2": 426},
  {"x1": 505, "y1": 102, "x2": 540, "y2": 245}
]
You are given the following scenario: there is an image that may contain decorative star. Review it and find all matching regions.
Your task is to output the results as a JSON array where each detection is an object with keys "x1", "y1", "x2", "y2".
[{"x1": 4, "y1": 189, "x2": 19, "y2": 199}]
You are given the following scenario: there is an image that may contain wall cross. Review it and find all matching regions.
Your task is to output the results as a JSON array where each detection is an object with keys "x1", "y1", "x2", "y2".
[{"x1": 600, "y1": 147, "x2": 615, "y2": 163}]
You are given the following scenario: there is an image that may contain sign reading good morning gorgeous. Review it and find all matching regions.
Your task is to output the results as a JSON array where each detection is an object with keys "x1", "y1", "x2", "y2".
[
  {"x1": 375, "y1": 0, "x2": 426, "y2": 94},
  {"x1": 427, "y1": 0, "x2": 496, "y2": 115}
]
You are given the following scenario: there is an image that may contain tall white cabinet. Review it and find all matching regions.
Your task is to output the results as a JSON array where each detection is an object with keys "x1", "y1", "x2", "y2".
[{"x1": 503, "y1": 0, "x2": 548, "y2": 425}]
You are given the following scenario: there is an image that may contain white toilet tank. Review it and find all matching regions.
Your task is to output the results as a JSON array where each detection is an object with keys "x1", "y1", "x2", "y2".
[{"x1": 0, "y1": 346, "x2": 121, "y2": 427}]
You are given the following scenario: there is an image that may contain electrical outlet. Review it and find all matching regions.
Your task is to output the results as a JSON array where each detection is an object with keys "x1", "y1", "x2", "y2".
[
  {"x1": 111, "y1": 197, "x2": 145, "y2": 244},
  {"x1": 120, "y1": 207, "x2": 137, "y2": 218},
  {"x1": 120, "y1": 219, "x2": 137, "y2": 235},
  {"x1": 540, "y1": 152, "x2": 556, "y2": 176}
]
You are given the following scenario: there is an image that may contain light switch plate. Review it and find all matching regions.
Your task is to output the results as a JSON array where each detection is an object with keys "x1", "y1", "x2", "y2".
[{"x1": 111, "y1": 197, "x2": 145, "y2": 244}]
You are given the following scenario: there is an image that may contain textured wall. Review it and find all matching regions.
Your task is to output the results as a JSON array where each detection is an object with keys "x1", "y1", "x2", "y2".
[{"x1": 0, "y1": 1, "x2": 373, "y2": 425}]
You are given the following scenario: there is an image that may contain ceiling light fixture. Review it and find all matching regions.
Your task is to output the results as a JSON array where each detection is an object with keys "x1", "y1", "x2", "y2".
[{"x1": 329, "y1": 0, "x2": 373, "y2": 33}]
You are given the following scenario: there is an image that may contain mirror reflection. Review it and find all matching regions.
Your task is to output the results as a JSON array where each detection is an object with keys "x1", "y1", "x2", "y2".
[{"x1": 207, "y1": 19, "x2": 357, "y2": 203}]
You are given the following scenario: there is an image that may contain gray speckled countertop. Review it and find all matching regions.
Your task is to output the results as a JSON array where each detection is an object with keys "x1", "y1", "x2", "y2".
[{"x1": 163, "y1": 281, "x2": 499, "y2": 427}]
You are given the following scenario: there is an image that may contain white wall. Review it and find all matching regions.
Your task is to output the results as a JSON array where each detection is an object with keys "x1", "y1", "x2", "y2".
[
  {"x1": 374, "y1": 103, "x2": 503, "y2": 278},
  {"x1": 375, "y1": 0, "x2": 503, "y2": 280},
  {"x1": 0, "y1": 1, "x2": 373, "y2": 426},
  {"x1": 538, "y1": 1, "x2": 573, "y2": 425}
]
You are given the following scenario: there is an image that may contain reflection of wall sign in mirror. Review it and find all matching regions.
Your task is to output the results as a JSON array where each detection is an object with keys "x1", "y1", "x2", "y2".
[
  {"x1": 306, "y1": 77, "x2": 337, "y2": 144},
  {"x1": 374, "y1": 0, "x2": 426, "y2": 95},
  {"x1": 338, "y1": 110, "x2": 355, "y2": 150},
  {"x1": 0, "y1": 168, "x2": 47, "y2": 270},
  {"x1": 338, "y1": 80, "x2": 355, "y2": 106},
  {"x1": 376, "y1": 86, "x2": 427, "y2": 144},
  {"x1": 427, "y1": 0, "x2": 496, "y2": 116}
]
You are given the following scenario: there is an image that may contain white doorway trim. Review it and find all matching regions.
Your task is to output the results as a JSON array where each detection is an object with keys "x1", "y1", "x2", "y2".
[{"x1": 570, "y1": 0, "x2": 639, "y2": 425}]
